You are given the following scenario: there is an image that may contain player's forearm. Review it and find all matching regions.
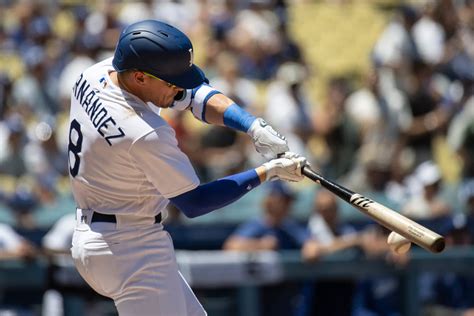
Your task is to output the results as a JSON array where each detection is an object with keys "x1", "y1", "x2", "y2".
[
  {"x1": 205, "y1": 94, "x2": 258, "y2": 133},
  {"x1": 183, "y1": 86, "x2": 289, "y2": 159},
  {"x1": 168, "y1": 155, "x2": 304, "y2": 218},
  {"x1": 203, "y1": 93, "x2": 236, "y2": 126},
  {"x1": 169, "y1": 169, "x2": 262, "y2": 218}
]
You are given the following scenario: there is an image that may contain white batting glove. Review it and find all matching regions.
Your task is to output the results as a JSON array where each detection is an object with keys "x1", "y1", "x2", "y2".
[
  {"x1": 247, "y1": 118, "x2": 289, "y2": 160},
  {"x1": 262, "y1": 152, "x2": 306, "y2": 182}
]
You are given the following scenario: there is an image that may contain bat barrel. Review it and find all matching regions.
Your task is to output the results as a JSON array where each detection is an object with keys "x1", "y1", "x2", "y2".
[
  {"x1": 349, "y1": 194, "x2": 445, "y2": 253},
  {"x1": 302, "y1": 165, "x2": 446, "y2": 253}
]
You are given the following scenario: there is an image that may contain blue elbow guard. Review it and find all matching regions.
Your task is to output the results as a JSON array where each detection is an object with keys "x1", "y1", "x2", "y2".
[
  {"x1": 169, "y1": 169, "x2": 261, "y2": 218},
  {"x1": 223, "y1": 103, "x2": 256, "y2": 133}
]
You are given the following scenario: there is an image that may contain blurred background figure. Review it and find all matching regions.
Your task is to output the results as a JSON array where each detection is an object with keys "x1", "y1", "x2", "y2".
[
  {"x1": 300, "y1": 189, "x2": 362, "y2": 316},
  {"x1": 372, "y1": 4, "x2": 419, "y2": 70},
  {"x1": 224, "y1": 180, "x2": 309, "y2": 252},
  {"x1": 350, "y1": 222, "x2": 413, "y2": 316},
  {"x1": 402, "y1": 160, "x2": 452, "y2": 220},
  {"x1": 7, "y1": 185, "x2": 38, "y2": 230},
  {"x1": 420, "y1": 214, "x2": 474, "y2": 316},
  {"x1": 265, "y1": 61, "x2": 314, "y2": 160},
  {"x1": 313, "y1": 76, "x2": 360, "y2": 180},
  {"x1": 0, "y1": 222, "x2": 36, "y2": 261},
  {"x1": 0, "y1": 113, "x2": 29, "y2": 177},
  {"x1": 303, "y1": 190, "x2": 360, "y2": 261},
  {"x1": 224, "y1": 181, "x2": 310, "y2": 316},
  {"x1": 0, "y1": 222, "x2": 37, "y2": 315}
]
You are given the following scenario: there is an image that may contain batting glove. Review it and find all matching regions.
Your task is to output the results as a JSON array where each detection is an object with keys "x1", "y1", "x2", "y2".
[
  {"x1": 262, "y1": 152, "x2": 306, "y2": 182},
  {"x1": 247, "y1": 118, "x2": 289, "y2": 160}
]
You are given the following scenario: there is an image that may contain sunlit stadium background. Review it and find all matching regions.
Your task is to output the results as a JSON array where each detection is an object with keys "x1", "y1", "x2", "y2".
[{"x1": 0, "y1": 0, "x2": 473, "y2": 315}]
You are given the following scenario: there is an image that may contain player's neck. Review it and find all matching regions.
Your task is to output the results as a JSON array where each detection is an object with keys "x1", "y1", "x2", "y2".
[{"x1": 112, "y1": 71, "x2": 147, "y2": 103}]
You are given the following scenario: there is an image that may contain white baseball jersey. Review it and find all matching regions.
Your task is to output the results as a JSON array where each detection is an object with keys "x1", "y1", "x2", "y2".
[{"x1": 68, "y1": 58, "x2": 200, "y2": 217}]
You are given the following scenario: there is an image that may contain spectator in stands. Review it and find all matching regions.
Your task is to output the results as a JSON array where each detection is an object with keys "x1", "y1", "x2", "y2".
[
  {"x1": 12, "y1": 45, "x2": 59, "y2": 117},
  {"x1": 224, "y1": 180, "x2": 310, "y2": 316},
  {"x1": 41, "y1": 213, "x2": 108, "y2": 316},
  {"x1": 0, "y1": 222, "x2": 37, "y2": 315},
  {"x1": 224, "y1": 180, "x2": 310, "y2": 251},
  {"x1": 265, "y1": 61, "x2": 314, "y2": 159},
  {"x1": 302, "y1": 190, "x2": 360, "y2": 261},
  {"x1": 344, "y1": 68, "x2": 410, "y2": 145},
  {"x1": 42, "y1": 213, "x2": 75, "y2": 256},
  {"x1": 412, "y1": 1, "x2": 446, "y2": 66},
  {"x1": 7, "y1": 185, "x2": 38, "y2": 230},
  {"x1": 0, "y1": 73, "x2": 13, "y2": 119},
  {"x1": 421, "y1": 214, "x2": 474, "y2": 316},
  {"x1": 400, "y1": 59, "x2": 453, "y2": 165},
  {"x1": 351, "y1": 256, "x2": 404, "y2": 315},
  {"x1": 0, "y1": 222, "x2": 36, "y2": 260},
  {"x1": 82, "y1": 0, "x2": 124, "y2": 51},
  {"x1": 402, "y1": 160, "x2": 451, "y2": 220},
  {"x1": 447, "y1": 94, "x2": 474, "y2": 180},
  {"x1": 458, "y1": 179, "x2": 474, "y2": 240},
  {"x1": 351, "y1": 224, "x2": 411, "y2": 316},
  {"x1": 300, "y1": 189, "x2": 362, "y2": 316},
  {"x1": 0, "y1": 113, "x2": 29, "y2": 177},
  {"x1": 25, "y1": 119, "x2": 69, "y2": 178},
  {"x1": 342, "y1": 142, "x2": 401, "y2": 220},
  {"x1": 372, "y1": 4, "x2": 419, "y2": 69},
  {"x1": 32, "y1": 174, "x2": 75, "y2": 229},
  {"x1": 211, "y1": 51, "x2": 259, "y2": 113},
  {"x1": 57, "y1": 34, "x2": 98, "y2": 110},
  {"x1": 313, "y1": 77, "x2": 360, "y2": 180},
  {"x1": 228, "y1": 0, "x2": 282, "y2": 80}
]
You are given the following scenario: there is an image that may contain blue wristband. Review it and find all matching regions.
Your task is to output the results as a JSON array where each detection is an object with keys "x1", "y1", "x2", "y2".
[{"x1": 223, "y1": 103, "x2": 256, "y2": 133}]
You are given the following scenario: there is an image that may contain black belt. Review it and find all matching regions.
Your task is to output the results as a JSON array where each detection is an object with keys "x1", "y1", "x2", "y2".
[{"x1": 91, "y1": 212, "x2": 162, "y2": 224}]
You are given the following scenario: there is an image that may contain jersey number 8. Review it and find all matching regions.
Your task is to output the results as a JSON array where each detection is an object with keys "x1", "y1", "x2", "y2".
[{"x1": 68, "y1": 119, "x2": 83, "y2": 177}]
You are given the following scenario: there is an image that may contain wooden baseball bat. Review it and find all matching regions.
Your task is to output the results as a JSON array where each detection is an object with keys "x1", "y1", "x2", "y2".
[{"x1": 302, "y1": 165, "x2": 445, "y2": 253}]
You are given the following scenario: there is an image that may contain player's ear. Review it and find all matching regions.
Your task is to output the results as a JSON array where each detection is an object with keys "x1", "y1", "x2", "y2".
[{"x1": 134, "y1": 72, "x2": 146, "y2": 85}]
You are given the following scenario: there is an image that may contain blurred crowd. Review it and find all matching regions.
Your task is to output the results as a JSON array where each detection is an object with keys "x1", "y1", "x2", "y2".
[{"x1": 1, "y1": 0, "x2": 474, "y2": 315}]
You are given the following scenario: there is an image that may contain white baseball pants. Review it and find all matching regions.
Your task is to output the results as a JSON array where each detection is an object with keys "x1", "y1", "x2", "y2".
[{"x1": 71, "y1": 209, "x2": 206, "y2": 316}]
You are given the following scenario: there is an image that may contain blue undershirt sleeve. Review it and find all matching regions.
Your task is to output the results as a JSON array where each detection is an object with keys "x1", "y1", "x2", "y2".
[{"x1": 169, "y1": 169, "x2": 262, "y2": 218}]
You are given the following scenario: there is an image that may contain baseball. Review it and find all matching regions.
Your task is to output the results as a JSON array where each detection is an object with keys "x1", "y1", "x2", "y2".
[{"x1": 387, "y1": 231, "x2": 411, "y2": 254}]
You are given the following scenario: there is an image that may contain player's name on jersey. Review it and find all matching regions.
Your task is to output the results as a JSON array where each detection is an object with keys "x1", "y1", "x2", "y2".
[{"x1": 73, "y1": 74, "x2": 125, "y2": 146}]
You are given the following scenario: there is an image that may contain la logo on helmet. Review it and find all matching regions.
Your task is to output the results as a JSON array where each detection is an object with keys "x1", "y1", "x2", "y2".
[{"x1": 189, "y1": 48, "x2": 194, "y2": 67}]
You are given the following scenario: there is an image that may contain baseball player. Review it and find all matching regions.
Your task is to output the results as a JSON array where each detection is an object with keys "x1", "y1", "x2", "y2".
[{"x1": 69, "y1": 20, "x2": 307, "y2": 316}]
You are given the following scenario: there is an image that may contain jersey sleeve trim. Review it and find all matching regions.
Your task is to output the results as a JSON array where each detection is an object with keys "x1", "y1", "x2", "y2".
[{"x1": 190, "y1": 84, "x2": 222, "y2": 122}]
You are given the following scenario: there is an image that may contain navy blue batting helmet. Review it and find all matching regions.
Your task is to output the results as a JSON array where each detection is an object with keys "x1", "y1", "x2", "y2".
[{"x1": 112, "y1": 20, "x2": 205, "y2": 89}]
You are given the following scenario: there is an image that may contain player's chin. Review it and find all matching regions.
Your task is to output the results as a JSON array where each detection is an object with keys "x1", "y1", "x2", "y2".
[{"x1": 156, "y1": 100, "x2": 174, "y2": 108}]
